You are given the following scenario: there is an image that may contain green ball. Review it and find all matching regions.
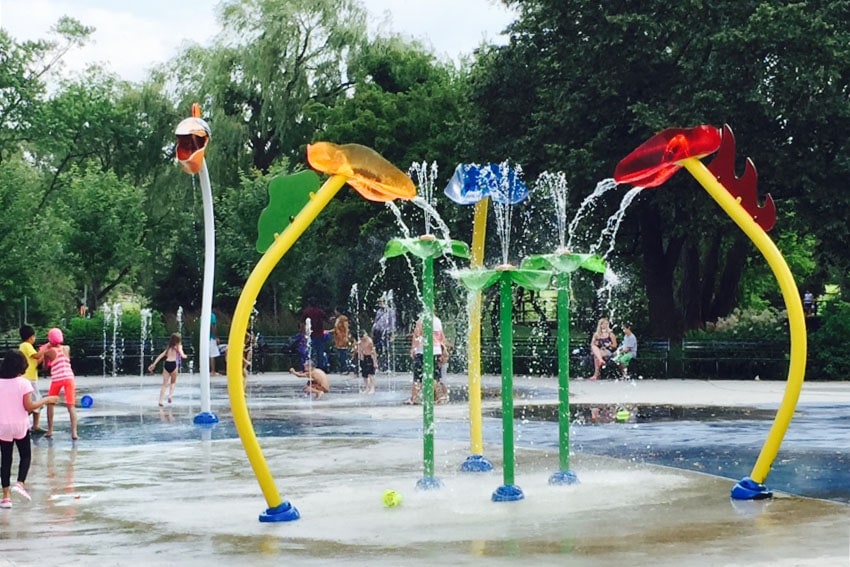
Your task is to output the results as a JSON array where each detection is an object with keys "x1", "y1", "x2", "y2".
[
  {"x1": 382, "y1": 489, "x2": 402, "y2": 508},
  {"x1": 615, "y1": 409, "x2": 631, "y2": 422}
]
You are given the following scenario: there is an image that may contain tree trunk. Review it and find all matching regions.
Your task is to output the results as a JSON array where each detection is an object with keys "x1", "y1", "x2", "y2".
[
  {"x1": 640, "y1": 208, "x2": 684, "y2": 338},
  {"x1": 709, "y1": 235, "x2": 750, "y2": 319},
  {"x1": 681, "y1": 241, "x2": 703, "y2": 330},
  {"x1": 698, "y1": 234, "x2": 722, "y2": 322}
]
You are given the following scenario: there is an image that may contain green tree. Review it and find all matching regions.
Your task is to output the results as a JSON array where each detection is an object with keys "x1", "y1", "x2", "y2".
[
  {"x1": 306, "y1": 36, "x2": 474, "y2": 316},
  {"x1": 0, "y1": 160, "x2": 74, "y2": 327},
  {"x1": 469, "y1": 0, "x2": 850, "y2": 336},
  {"x1": 0, "y1": 17, "x2": 93, "y2": 161},
  {"x1": 809, "y1": 300, "x2": 850, "y2": 380},
  {"x1": 57, "y1": 166, "x2": 148, "y2": 309},
  {"x1": 167, "y1": 0, "x2": 369, "y2": 184}
]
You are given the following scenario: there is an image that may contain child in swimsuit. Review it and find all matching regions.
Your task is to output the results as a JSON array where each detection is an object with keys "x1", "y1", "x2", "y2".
[
  {"x1": 149, "y1": 333, "x2": 188, "y2": 406},
  {"x1": 356, "y1": 332, "x2": 378, "y2": 394}
]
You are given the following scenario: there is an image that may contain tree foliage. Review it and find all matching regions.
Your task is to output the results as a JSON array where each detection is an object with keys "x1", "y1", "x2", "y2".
[
  {"x1": 2, "y1": 0, "x2": 848, "y2": 383},
  {"x1": 468, "y1": 0, "x2": 850, "y2": 336}
]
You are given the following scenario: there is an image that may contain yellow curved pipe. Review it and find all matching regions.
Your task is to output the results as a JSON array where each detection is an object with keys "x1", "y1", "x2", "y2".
[
  {"x1": 226, "y1": 174, "x2": 347, "y2": 507},
  {"x1": 468, "y1": 198, "x2": 488, "y2": 455},
  {"x1": 681, "y1": 158, "x2": 806, "y2": 483}
]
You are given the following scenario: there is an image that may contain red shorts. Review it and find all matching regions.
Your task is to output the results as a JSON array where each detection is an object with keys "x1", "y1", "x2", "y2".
[{"x1": 48, "y1": 379, "x2": 76, "y2": 406}]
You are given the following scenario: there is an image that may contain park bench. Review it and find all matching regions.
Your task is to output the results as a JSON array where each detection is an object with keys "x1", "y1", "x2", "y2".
[
  {"x1": 567, "y1": 338, "x2": 670, "y2": 379},
  {"x1": 680, "y1": 339, "x2": 788, "y2": 380}
]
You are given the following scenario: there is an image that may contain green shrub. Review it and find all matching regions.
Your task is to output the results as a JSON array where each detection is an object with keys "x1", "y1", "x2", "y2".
[
  {"x1": 63, "y1": 309, "x2": 167, "y2": 342},
  {"x1": 685, "y1": 307, "x2": 789, "y2": 341},
  {"x1": 808, "y1": 300, "x2": 850, "y2": 380}
]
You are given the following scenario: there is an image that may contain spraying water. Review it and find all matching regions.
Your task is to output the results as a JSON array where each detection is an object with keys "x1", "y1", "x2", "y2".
[
  {"x1": 177, "y1": 306, "x2": 184, "y2": 337},
  {"x1": 536, "y1": 171, "x2": 570, "y2": 250},
  {"x1": 140, "y1": 308, "x2": 153, "y2": 378},
  {"x1": 566, "y1": 178, "x2": 618, "y2": 250},
  {"x1": 101, "y1": 303, "x2": 112, "y2": 378},
  {"x1": 408, "y1": 161, "x2": 441, "y2": 236},
  {"x1": 491, "y1": 161, "x2": 527, "y2": 265},
  {"x1": 111, "y1": 303, "x2": 123, "y2": 377},
  {"x1": 590, "y1": 187, "x2": 644, "y2": 259},
  {"x1": 101, "y1": 302, "x2": 123, "y2": 377},
  {"x1": 349, "y1": 283, "x2": 361, "y2": 334},
  {"x1": 304, "y1": 318, "x2": 313, "y2": 372},
  {"x1": 247, "y1": 305, "x2": 258, "y2": 375}
]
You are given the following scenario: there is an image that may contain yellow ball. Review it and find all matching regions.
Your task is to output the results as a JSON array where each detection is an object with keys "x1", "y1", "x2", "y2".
[{"x1": 382, "y1": 489, "x2": 402, "y2": 508}]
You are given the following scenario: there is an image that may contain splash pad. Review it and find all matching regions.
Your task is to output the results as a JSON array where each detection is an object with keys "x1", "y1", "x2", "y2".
[
  {"x1": 218, "y1": 124, "x2": 808, "y2": 554},
  {"x1": 15, "y1": 374, "x2": 850, "y2": 565}
]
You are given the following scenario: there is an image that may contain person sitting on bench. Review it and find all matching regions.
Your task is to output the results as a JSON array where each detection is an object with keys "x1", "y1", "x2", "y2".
[
  {"x1": 614, "y1": 323, "x2": 638, "y2": 378},
  {"x1": 589, "y1": 317, "x2": 617, "y2": 380}
]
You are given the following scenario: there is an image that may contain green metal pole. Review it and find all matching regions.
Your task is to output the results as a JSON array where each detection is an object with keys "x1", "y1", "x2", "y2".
[
  {"x1": 499, "y1": 276, "x2": 515, "y2": 487},
  {"x1": 422, "y1": 256, "x2": 436, "y2": 479},
  {"x1": 557, "y1": 273, "x2": 571, "y2": 471}
]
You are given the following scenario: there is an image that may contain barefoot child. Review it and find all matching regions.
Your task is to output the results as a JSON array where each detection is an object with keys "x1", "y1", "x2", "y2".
[
  {"x1": 0, "y1": 350, "x2": 59, "y2": 508},
  {"x1": 356, "y1": 331, "x2": 378, "y2": 394},
  {"x1": 289, "y1": 360, "x2": 330, "y2": 399},
  {"x1": 148, "y1": 333, "x2": 188, "y2": 406},
  {"x1": 43, "y1": 328, "x2": 78, "y2": 440}
]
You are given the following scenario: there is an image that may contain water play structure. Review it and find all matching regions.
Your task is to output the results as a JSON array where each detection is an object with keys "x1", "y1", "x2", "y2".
[
  {"x1": 223, "y1": 123, "x2": 806, "y2": 521},
  {"x1": 175, "y1": 104, "x2": 219, "y2": 426},
  {"x1": 226, "y1": 142, "x2": 416, "y2": 521},
  {"x1": 383, "y1": 234, "x2": 469, "y2": 489},
  {"x1": 615, "y1": 124, "x2": 806, "y2": 499}
]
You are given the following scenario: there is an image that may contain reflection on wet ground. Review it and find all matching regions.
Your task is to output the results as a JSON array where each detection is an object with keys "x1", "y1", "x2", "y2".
[{"x1": 66, "y1": 374, "x2": 850, "y2": 505}]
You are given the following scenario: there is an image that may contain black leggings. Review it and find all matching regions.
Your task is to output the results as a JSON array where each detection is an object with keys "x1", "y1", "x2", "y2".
[{"x1": 0, "y1": 432, "x2": 32, "y2": 488}]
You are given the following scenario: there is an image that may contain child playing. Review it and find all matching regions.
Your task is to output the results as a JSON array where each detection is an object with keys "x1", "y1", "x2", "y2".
[
  {"x1": 18, "y1": 325, "x2": 45, "y2": 433},
  {"x1": 148, "y1": 333, "x2": 188, "y2": 406},
  {"x1": 0, "y1": 350, "x2": 59, "y2": 508},
  {"x1": 405, "y1": 316, "x2": 446, "y2": 405},
  {"x1": 289, "y1": 360, "x2": 330, "y2": 399},
  {"x1": 43, "y1": 328, "x2": 78, "y2": 440},
  {"x1": 356, "y1": 331, "x2": 378, "y2": 394}
]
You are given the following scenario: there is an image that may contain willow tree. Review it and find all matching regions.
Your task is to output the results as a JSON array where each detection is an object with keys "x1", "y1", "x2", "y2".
[{"x1": 169, "y1": 0, "x2": 369, "y2": 185}]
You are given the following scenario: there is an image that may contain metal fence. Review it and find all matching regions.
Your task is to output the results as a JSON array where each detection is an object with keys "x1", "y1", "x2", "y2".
[{"x1": 0, "y1": 336, "x2": 789, "y2": 379}]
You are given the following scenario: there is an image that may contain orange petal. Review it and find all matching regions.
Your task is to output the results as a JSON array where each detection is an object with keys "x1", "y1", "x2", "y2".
[{"x1": 307, "y1": 142, "x2": 416, "y2": 201}]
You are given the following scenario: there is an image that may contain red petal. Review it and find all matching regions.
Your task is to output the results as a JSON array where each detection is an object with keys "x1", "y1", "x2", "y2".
[{"x1": 614, "y1": 125, "x2": 721, "y2": 188}]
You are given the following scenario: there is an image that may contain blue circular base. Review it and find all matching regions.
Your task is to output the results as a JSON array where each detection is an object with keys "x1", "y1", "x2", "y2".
[
  {"x1": 460, "y1": 454, "x2": 494, "y2": 473},
  {"x1": 492, "y1": 484, "x2": 524, "y2": 502},
  {"x1": 416, "y1": 476, "x2": 443, "y2": 491},
  {"x1": 731, "y1": 476, "x2": 773, "y2": 500},
  {"x1": 259, "y1": 501, "x2": 300, "y2": 523},
  {"x1": 548, "y1": 470, "x2": 580, "y2": 486},
  {"x1": 80, "y1": 395, "x2": 93, "y2": 408},
  {"x1": 193, "y1": 412, "x2": 219, "y2": 425}
]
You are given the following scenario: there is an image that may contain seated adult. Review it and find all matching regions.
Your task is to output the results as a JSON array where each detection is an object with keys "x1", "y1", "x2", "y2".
[
  {"x1": 614, "y1": 323, "x2": 638, "y2": 377},
  {"x1": 589, "y1": 317, "x2": 617, "y2": 380}
]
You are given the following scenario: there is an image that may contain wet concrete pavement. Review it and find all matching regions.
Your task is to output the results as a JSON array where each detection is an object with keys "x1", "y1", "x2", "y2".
[{"x1": 0, "y1": 371, "x2": 847, "y2": 566}]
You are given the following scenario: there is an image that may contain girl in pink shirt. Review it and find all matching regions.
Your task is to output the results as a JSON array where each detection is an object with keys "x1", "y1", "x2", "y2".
[
  {"x1": 0, "y1": 351, "x2": 59, "y2": 508},
  {"x1": 43, "y1": 328, "x2": 78, "y2": 440}
]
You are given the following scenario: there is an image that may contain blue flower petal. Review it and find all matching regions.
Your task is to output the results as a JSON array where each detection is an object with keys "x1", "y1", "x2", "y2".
[
  {"x1": 444, "y1": 163, "x2": 529, "y2": 206},
  {"x1": 486, "y1": 163, "x2": 529, "y2": 205},
  {"x1": 444, "y1": 164, "x2": 489, "y2": 205}
]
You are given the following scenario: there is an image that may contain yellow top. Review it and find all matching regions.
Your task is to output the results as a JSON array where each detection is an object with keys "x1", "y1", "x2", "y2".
[{"x1": 19, "y1": 341, "x2": 38, "y2": 381}]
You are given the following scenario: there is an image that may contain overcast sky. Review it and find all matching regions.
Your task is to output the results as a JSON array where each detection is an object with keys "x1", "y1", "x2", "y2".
[{"x1": 0, "y1": 0, "x2": 516, "y2": 83}]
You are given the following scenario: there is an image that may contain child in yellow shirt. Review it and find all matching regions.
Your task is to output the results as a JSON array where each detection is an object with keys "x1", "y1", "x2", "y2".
[{"x1": 18, "y1": 325, "x2": 45, "y2": 433}]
